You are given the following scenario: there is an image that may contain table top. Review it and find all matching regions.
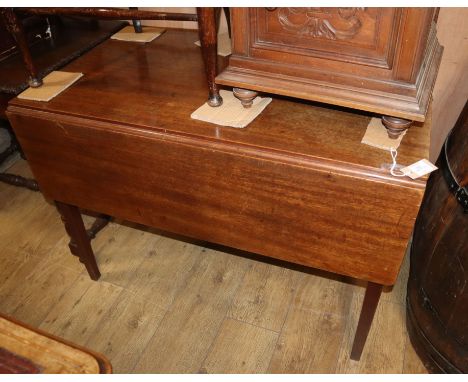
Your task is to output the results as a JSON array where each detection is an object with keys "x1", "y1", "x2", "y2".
[
  {"x1": 0, "y1": 314, "x2": 111, "y2": 373},
  {"x1": 9, "y1": 29, "x2": 430, "y2": 188}
]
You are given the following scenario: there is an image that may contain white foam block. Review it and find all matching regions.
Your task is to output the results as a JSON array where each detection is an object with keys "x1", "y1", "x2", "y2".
[
  {"x1": 191, "y1": 90, "x2": 272, "y2": 128},
  {"x1": 361, "y1": 117, "x2": 406, "y2": 150},
  {"x1": 111, "y1": 25, "x2": 165, "y2": 43},
  {"x1": 18, "y1": 71, "x2": 83, "y2": 102}
]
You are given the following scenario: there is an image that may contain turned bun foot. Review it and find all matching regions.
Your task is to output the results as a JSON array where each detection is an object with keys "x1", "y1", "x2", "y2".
[
  {"x1": 381, "y1": 116, "x2": 413, "y2": 139},
  {"x1": 29, "y1": 77, "x2": 43, "y2": 88},
  {"x1": 207, "y1": 93, "x2": 223, "y2": 107},
  {"x1": 233, "y1": 88, "x2": 258, "y2": 108}
]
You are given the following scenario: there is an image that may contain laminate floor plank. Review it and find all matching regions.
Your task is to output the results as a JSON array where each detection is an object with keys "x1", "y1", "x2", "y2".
[
  {"x1": 0, "y1": 180, "x2": 65, "y2": 257},
  {"x1": 268, "y1": 276, "x2": 351, "y2": 373},
  {"x1": 132, "y1": 249, "x2": 250, "y2": 373},
  {"x1": 39, "y1": 277, "x2": 123, "y2": 344},
  {"x1": 228, "y1": 261, "x2": 303, "y2": 332},
  {"x1": 0, "y1": 159, "x2": 34, "y2": 210},
  {"x1": 0, "y1": 180, "x2": 35, "y2": 211},
  {"x1": 334, "y1": 294, "x2": 407, "y2": 373},
  {"x1": 293, "y1": 273, "x2": 354, "y2": 316},
  {"x1": 2, "y1": 158, "x2": 33, "y2": 177},
  {"x1": 0, "y1": 247, "x2": 61, "y2": 303},
  {"x1": 201, "y1": 318, "x2": 278, "y2": 374},
  {"x1": 89, "y1": 222, "x2": 163, "y2": 289},
  {"x1": 85, "y1": 289, "x2": 166, "y2": 373},
  {"x1": 0, "y1": 248, "x2": 28, "y2": 286},
  {"x1": 1, "y1": 264, "x2": 81, "y2": 328},
  {"x1": 125, "y1": 236, "x2": 205, "y2": 310},
  {"x1": 403, "y1": 336, "x2": 429, "y2": 374}
]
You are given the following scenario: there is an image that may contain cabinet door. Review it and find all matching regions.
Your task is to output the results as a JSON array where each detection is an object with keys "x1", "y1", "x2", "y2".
[{"x1": 252, "y1": 7, "x2": 400, "y2": 69}]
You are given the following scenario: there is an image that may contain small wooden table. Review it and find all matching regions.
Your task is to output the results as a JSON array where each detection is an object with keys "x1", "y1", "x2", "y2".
[
  {"x1": 6, "y1": 29, "x2": 430, "y2": 361},
  {"x1": 0, "y1": 314, "x2": 111, "y2": 373}
]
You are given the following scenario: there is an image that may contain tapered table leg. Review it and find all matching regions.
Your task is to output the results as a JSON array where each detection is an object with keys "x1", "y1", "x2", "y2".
[
  {"x1": 350, "y1": 281, "x2": 383, "y2": 361},
  {"x1": 196, "y1": 7, "x2": 223, "y2": 107},
  {"x1": 55, "y1": 201, "x2": 101, "y2": 280}
]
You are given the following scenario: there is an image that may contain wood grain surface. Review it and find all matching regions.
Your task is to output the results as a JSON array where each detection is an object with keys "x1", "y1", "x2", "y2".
[
  {"x1": 7, "y1": 30, "x2": 431, "y2": 286},
  {"x1": 7, "y1": 30, "x2": 430, "y2": 172},
  {"x1": 201, "y1": 318, "x2": 278, "y2": 373},
  {"x1": 0, "y1": 314, "x2": 110, "y2": 373},
  {"x1": 0, "y1": 160, "x2": 429, "y2": 373},
  {"x1": 3, "y1": 28, "x2": 433, "y2": 370},
  {"x1": 132, "y1": 248, "x2": 249, "y2": 373}
]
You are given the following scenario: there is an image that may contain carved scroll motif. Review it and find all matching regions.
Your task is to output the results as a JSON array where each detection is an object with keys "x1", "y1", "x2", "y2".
[{"x1": 276, "y1": 7, "x2": 366, "y2": 40}]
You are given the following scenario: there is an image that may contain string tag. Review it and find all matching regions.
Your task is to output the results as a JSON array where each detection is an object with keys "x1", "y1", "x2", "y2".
[
  {"x1": 388, "y1": 148, "x2": 437, "y2": 179},
  {"x1": 389, "y1": 148, "x2": 405, "y2": 177},
  {"x1": 400, "y1": 159, "x2": 438, "y2": 179}
]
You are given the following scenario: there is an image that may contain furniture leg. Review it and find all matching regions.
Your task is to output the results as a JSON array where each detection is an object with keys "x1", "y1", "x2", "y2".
[
  {"x1": 350, "y1": 281, "x2": 383, "y2": 361},
  {"x1": 196, "y1": 7, "x2": 223, "y2": 107},
  {"x1": 233, "y1": 87, "x2": 258, "y2": 108},
  {"x1": 0, "y1": 123, "x2": 39, "y2": 191},
  {"x1": 55, "y1": 201, "x2": 101, "y2": 280},
  {"x1": 0, "y1": 173, "x2": 39, "y2": 191},
  {"x1": 86, "y1": 214, "x2": 111, "y2": 240},
  {"x1": 1, "y1": 8, "x2": 43, "y2": 88},
  {"x1": 382, "y1": 116, "x2": 413, "y2": 139},
  {"x1": 129, "y1": 7, "x2": 142, "y2": 33}
]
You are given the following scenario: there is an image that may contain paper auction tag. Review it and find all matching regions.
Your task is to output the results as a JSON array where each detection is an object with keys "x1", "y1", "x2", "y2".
[{"x1": 400, "y1": 159, "x2": 438, "y2": 179}]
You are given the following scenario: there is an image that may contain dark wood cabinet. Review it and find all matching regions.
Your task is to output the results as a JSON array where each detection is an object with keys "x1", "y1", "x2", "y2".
[
  {"x1": 407, "y1": 102, "x2": 468, "y2": 373},
  {"x1": 199, "y1": 8, "x2": 443, "y2": 138}
]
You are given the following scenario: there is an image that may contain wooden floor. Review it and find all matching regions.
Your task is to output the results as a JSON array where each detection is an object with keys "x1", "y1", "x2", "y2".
[{"x1": 0, "y1": 159, "x2": 428, "y2": 374}]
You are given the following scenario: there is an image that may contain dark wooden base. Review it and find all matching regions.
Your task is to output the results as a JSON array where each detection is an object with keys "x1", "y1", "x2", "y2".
[
  {"x1": 216, "y1": 86, "x2": 414, "y2": 140},
  {"x1": 233, "y1": 88, "x2": 258, "y2": 108},
  {"x1": 382, "y1": 116, "x2": 413, "y2": 139}
]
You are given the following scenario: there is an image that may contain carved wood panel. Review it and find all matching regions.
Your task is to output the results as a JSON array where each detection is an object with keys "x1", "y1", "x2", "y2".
[
  {"x1": 252, "y1": 7, "x2": 401, "y2": 68},
  {"x1": 276, "y1": 7, "x2": 366, "y2": 40}
]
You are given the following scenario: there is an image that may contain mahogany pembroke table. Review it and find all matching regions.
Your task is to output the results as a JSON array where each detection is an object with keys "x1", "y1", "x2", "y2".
[{"x1": 6, "y1": 29, "x2": 431, "y2": 361}]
